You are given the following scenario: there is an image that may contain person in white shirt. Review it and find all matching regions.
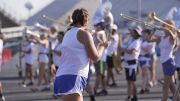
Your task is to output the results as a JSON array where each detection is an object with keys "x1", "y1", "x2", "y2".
[
  {"x1": 0, "y1": 30, "x2": 5, "y2": 101},
  {"x1": 146, "y1": 20, "x2": 179, "y2": 101},
  {"x1": 48, "y1": 26, "x2": 58, "y2": 67},
  {"x1": 106, "y1": 24, "x2": 119, "y2": 87},
  {"x1": 21, "y1": 35, "x2": 35, "y2": 86},
  {"x1": 93, "y1": 21, "x2": 108, "y2": 96},
  {"x1": 54, "y1": 8, "x2": 108, "y2": 101},
  {"x1": 52, "y1": 31, "x2": 64, "y2": 71},
  {"x1": 120, "y1": 26, "x2": 142, "y2": 101},
  {"x1": 139, "y1": 29, "x2": 155, "y2": 94}
]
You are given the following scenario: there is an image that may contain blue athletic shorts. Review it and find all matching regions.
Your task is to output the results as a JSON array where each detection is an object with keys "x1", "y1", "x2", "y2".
[
  {"x1": 54, "y1": 75, "x2": 87, "y2": 96},
  {"x1": 139, "y1": 60, "x2": 151, "y2": 68},
  {"x1": 162, "y1": 58, "x2": 176, "y2": 76}
]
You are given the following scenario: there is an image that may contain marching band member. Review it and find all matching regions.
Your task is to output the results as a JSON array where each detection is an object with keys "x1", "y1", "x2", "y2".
[
  {"x1": 146, "y1": 20, "x2": 179, "y2": 101},
  {"x1": 139, "y1": 29, "x2": 155, "y2": 94},
  {"x1": 54, "y1": 8, "x2": 108, "y2": 101},
  {"x1": 120, "y1": 26, "x2": 142, "y2": 101},
  {"x1": 31, "y1": 29, "x2": 49, "y2": 91},
  {"x1": 93, "y1": 21, "x2": 108, "y2": 96},
  {"x1": 106, "y1": 24, "x2": 119, "y2": 87},
  {"x1": 21, "y1": 35, "x2": 35, "y2": 87},
  {"x1": 48, "y1": 25, "x2": 58, "y2": 82},
  {"x1": 0, "y1": 30, "x2": 5, "y2": 101},
  {"x1": 52, "y1": 31, "x2": 64, "y2": 71}
]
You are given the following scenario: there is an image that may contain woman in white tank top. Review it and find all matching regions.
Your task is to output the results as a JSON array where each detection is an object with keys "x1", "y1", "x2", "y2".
[
  {"x1": 146, "y1": 20, "x2": 179, "y2": 101},
  {"x1": 54, "y1": 8, "x2": 108, "y2": 101}
]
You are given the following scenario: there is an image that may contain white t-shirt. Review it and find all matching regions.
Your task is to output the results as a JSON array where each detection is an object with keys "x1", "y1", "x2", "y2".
[
  {"x1": 53, "y1": 43, "x2": 61, "y2": 66},
  {"x1": 24, "y1": 42, "x2": 35, "y2": 65},
  {"x1": 49, "y1": 33, "x2": 58, "y2": 50},
  {"x1": 139, "y1": 41, "x2": 153, "y2": 66},
  {"x1": 123, "y1": 38, "x2": 142, "y2": 69},
  {"x1": 106, "y1": 33, "x2": 119, "y2": 56},
  {"x1": 140, "y1": 41, "x2": 156, "y2": 55},
  {"x1": 175, "y1": 38, "x2": 180, "y2": 67}
]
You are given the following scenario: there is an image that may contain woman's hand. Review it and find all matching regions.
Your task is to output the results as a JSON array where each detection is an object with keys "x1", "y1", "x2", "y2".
[{"x1": 99, "y1": 41, "x2": 109, "y2": 48}]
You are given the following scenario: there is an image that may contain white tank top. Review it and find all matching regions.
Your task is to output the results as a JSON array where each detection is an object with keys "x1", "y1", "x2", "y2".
[
  {"x1": 159, "y1": 36, "x2": 174, "y2": 63},
  {"x1": 56, "y1": 27, "x2": 89, "y2": 78}
]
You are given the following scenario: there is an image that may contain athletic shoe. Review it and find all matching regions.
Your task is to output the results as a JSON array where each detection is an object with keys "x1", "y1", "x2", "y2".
[
  {"x1": 109, "y1": 83, "x2": 117, "y2": 87},
  {"x1": 41, "y1": 87, "x2": 51, "y2": 92},
  {"x1": 96, "y1": 90, "x2": 108, "y2": 96},
  {"x1": 131, "y1": 96, "x2": 138, "y2": 101},
  {"x1": 0, "y1": 96, "x2": 5, "y2": 101},
  {"x1": 26, "y1": 82, "x2": 34, "y2": 86},
  {"x1": 139, "y1": 89, "x2": 145, "y2": 94},
  {"x1": 125, "y1": 96, "x2": 131, "y2": 101}
]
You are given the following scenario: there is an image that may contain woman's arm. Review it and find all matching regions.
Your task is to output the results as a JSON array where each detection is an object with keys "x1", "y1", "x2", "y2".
[
  {"x1": 78, "y1": 29, "x2": 108, "y2": 62},
  {"x1": 34, "y1": 36, "x2": 48, "y2": 48}
]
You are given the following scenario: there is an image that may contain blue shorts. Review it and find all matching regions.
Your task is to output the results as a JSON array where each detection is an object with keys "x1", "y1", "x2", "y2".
[
  {"x1": 139, "y1": 60, "x2": 151, "y2": 68},
  {"x1": 162, "y1": 58, "x2": 176, "y2": 76},
  {"x1": 54, "y1": 75, "x2": 87, "y2": 96}
]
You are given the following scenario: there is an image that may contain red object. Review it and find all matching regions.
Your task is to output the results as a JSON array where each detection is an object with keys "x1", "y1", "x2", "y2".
[{"x1": 2, "y1": 48, "x2": 12, "y2": 64}]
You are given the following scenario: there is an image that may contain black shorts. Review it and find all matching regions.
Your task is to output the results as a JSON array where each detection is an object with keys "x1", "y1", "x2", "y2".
[
  {"x1": 50, "y1": 53, "x2": 53, "y2": 64},
  {"x1": 176, "y1": 67, "x2": 180, "y2": 72},
  {"x1": 125, "y1": 68, "x2": 136, "y2": 81},
  {"x1": 106, "y1": 56, "x2": 114, "y2": 68},
  {"x1": 55, "y1": 65, "x2": 59, "y2": 71}
]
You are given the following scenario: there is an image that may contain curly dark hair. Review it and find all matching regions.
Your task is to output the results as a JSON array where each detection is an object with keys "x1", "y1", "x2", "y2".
[{"x1": 71, "y1": 8, "x2": 89, "y2": 26}]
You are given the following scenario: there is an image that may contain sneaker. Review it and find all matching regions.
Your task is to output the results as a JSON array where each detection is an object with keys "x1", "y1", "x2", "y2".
[
  {"x1": 145, "y1": 88, "x2": 150, "y2": 93},
  {"x1": 26, "y1": 82, "x2": 34, "y2": 86},
  {"x1": 41, "y1": 87, "x2": 51, "y2": 92},
  {"x1": 153, "y1": 81, "x2": 157, "y2": 86},
  {"x1": 109, "y1": 83, "x2": 117, "y2": 87},
  {"x1": 18, "y1": 82, "x2": 27, "y2": 88},
  {"x1": 131, "y1": 96, "x2": 138, "y2": 101},
  {"x1": 30, "y1": 87, "x2": 40, "y2": 92},
  {"x1": 139, "y1": 89, "x2": 145, "y2": 94},
  {"x1": 125, "y1": 96, "x2": 131, "y2": 101},
  {"x1": 90, "y1": 95, "x2": 96, "y2": 101},
  {"x1": 0, "y1": 96, "x2": 5, "y2": 101},
  {"x1": 148, "y1": 81, "x2": 153, "y2": 87},
  {"x1": 96, "y1": 90, "x2": 108, "y2": 96},
  {"x1": 158, "y1": 79, "x2": 164, "y2": 85}
]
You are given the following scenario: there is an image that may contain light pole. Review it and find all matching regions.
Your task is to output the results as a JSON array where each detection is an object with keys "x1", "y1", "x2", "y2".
[
  {"x1": 25, "y1": 1, "x2": 33, "y2": 19},
  {"x1": 137, "y1": 0, "x2": 142, "y2": 21}
]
